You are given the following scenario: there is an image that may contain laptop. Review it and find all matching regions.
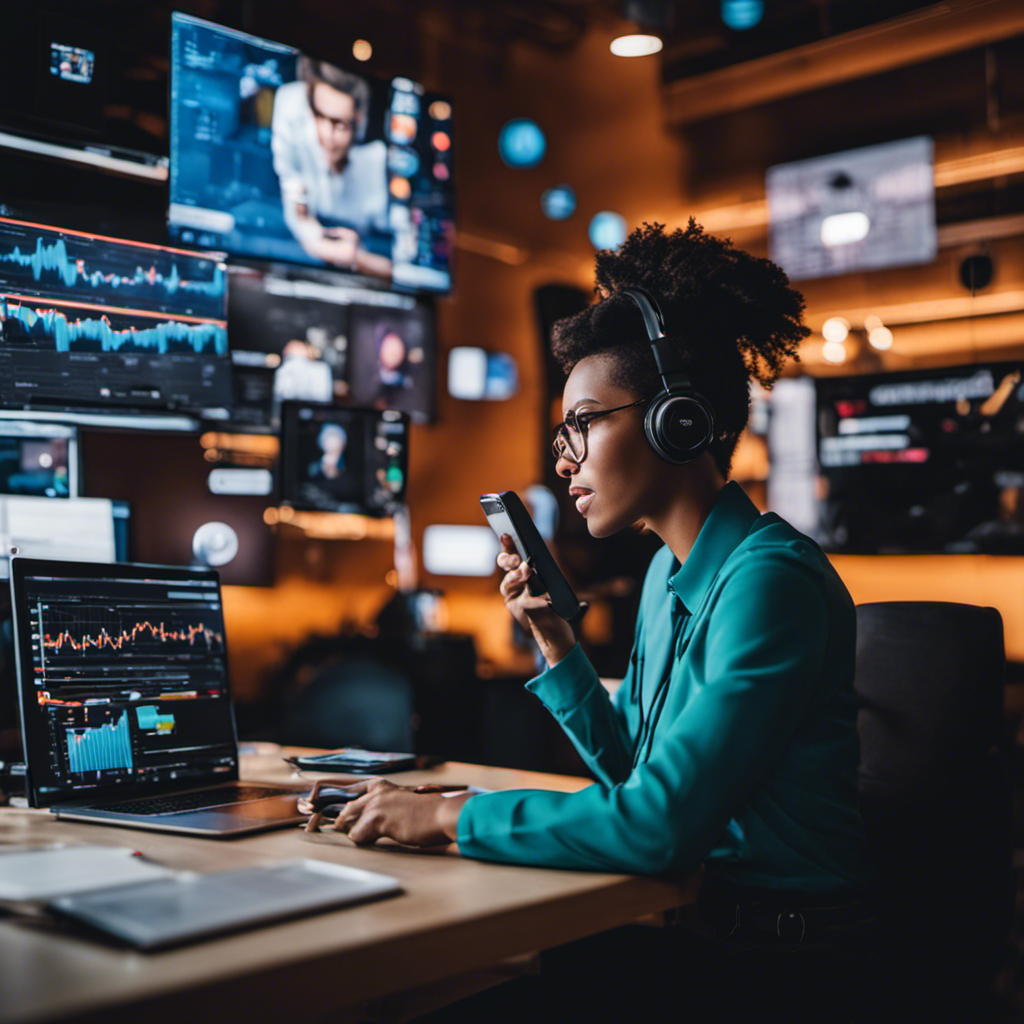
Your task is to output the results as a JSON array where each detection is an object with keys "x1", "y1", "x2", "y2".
[{"x1": 9, "y1": 556, "x2": 307, "y2": 836}]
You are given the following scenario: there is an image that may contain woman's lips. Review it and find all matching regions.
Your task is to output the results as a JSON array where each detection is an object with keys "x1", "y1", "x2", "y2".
[{"x1": 575, "y1": 492, "x2": 595, "y2": 515}]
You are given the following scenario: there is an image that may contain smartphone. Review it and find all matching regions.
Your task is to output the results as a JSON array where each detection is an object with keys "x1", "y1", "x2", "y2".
[
  {"x1": 480, "y1": 490, "x2": 584, "y2": 622},
  {"x1": 285, "y1": 749, "x2": 419, "y2": 774}
]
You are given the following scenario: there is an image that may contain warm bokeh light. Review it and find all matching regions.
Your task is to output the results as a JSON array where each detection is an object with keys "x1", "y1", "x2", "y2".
[
  {"x1": 389, "y1": 176, "x2": 412, "y2": 200},
  {"x1": 610, "y1": 34, "x2": 663, "y2": 57},
  {"x1": 864, "y1": 314, "x2": 883, "y2": 332},
  {"x1": 822, "y1": 340, "x2": 848, "y2": 364},
  {"x1": 869, "y1": 326, "x2": 894, "y2": 350},
  {"x1": 352, "y1": 39, "x2": 372, "y2": 61},
  {"x1": 822, "y1": 317, "x2": 850, "y2": 343},
  {"x1": 428, "y1": 100, "x2": 452, "y2": 121},
  {"x1": 431, "y1": 131, "x2": 451, "y2": 152}
]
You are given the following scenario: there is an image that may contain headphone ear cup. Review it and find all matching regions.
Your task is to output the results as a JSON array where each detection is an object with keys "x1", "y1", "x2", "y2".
[{"x1": 644, "y1": 392, "x2": 715, "y2": 464}]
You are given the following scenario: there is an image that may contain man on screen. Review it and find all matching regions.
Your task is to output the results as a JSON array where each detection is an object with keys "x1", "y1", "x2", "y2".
[{"x1": 271, "y1": 57, "x2": 392, "y2": 279}]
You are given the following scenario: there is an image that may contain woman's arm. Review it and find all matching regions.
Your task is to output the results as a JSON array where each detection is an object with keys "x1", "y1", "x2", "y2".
[{"x1": 457, "y1": 554, "x2": 831, "y2": 874}]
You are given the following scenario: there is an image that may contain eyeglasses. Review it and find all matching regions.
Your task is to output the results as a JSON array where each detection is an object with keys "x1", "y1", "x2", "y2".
[
  {"x1": 310, "y1": 104, "x2": 355, "y2": 135},
  {"x1": 551, "y1": 399, "x2": 647, "y2": 464}
]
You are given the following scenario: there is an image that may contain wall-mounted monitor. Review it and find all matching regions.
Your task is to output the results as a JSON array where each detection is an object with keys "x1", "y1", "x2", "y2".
[
  {"x1": 226, "y1": 267, "x2": 434, "y2": 427},
  {"x1": 816, "y1": 361, "x2": 1024, "y2": 554},
  {"x1": 279, "y1": 403, "x2": 408, "y2": 517},
  {"x1": 766, "y1": 136, "x2": 936, "y2": 281},
  {"x1": 0, "y1": 3, "x2": 168, "y2": 181},
  {"x1": 169, "y1": 13, "x2": 454, "y2": 294},
  {"x1": 0, "y1": 422, "x2": 78, "y2": 498},
  {"x1": 0, "y1": 214, "x2": 232, "y2": 424}
]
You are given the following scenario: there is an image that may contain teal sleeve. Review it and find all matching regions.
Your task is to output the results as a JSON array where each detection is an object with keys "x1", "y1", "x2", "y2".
[
  {"x1": 458, "y1": 554, "x2": 828, "y2": 874},
  {"x1": 524, "y1": 643, "x2": 641, "y2": 788}
]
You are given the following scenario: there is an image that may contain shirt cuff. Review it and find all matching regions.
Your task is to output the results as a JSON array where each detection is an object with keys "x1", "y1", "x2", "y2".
[{"x1": 524, "y1": 642, "x2": 602, "y2": 716}]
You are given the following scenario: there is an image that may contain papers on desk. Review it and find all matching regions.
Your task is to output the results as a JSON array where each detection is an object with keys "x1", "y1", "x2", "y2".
[
  {"x1": 0, "y1": 844, "x2": 174, "y2": 901},
  {"x1": 0, "y1": 845, "x2": 402, "y2": 949}
]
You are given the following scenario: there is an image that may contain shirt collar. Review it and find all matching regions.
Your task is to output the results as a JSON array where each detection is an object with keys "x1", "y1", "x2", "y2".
[{"x1": 667, "y1": 481, "x2": 762, "y2": 613}]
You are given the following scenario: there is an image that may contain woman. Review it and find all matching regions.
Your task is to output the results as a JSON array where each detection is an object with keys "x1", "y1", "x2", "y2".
[{"x1": 305, "y1": 222, "x2": 872, "y2": 1018}]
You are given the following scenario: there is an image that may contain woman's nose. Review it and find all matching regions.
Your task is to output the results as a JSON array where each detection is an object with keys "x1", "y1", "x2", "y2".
[{"x1": 556, "y1": 453, "x2": 579, "y2": 479}]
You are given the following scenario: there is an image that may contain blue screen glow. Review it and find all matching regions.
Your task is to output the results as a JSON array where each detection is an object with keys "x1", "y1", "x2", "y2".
[
  {"x1": 588, "y1": 211, "x2": 627, "y2": 250},
  {"x1": 499, "y1": 119, "x2": 546, "y2": 168}
]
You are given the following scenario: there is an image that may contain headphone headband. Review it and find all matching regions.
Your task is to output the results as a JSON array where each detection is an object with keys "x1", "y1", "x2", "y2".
[{"x1": 620, "y1": 287, "x2": 715, "y2": 465}]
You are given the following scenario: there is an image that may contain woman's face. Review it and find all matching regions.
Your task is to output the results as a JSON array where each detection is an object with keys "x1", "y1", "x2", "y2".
[
  {"x1": 556, "y1": 353, "x2": 667, "y2": 538},
  {"x1": 379, "y1": 333, "x2": 407, "y2": 371}
]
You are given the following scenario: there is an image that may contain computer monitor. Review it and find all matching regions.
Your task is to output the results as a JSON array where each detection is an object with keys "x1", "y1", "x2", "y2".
[
  {"x1": 169, "y1": 13, "x2": 454, "y2": 294},
  {"x1": 0, "y1": 495, "x2": 118, "y2": 579},
  {"x1": 816, "y1": 361, "x2": 1024, "y2": 553},
  {"x1": 278, "y1": 402, "x2": 408, "y2": 516},
  {"x1": 766, "y1": 136, "x2": 936, "y2": 281},
  {"x1": 9, "y1": 558, "x2": 237, "y2": 807},
  {"x1": 0, "y1": 422, "x2": 78, "y2": 498},
  {"x1": 0, "y1": 2, "x2": 168, "y2": 181},
  {"x1": 0, "y1": 215, "x2": 232, "y2": 423}
]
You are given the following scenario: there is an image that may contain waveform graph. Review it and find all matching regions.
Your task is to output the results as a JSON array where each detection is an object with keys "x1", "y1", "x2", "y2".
[
  {"x1": 0, "y1": 216, "x2": 226, "y2": 321},
  {"x1": 65, "y1": 710, "x2": 134, "y2": 774},
  {"x1": 0, "y1": 293, "x2": 228, "y2": 356},
  {"x1": 40, "y1": 603, "x2": 226, "y2": 665}
]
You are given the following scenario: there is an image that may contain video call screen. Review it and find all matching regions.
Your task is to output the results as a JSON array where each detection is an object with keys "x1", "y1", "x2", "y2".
[
  {"x1": 227, "y1": 268, "x2": 436, "y2": 427},
  {"x1": 169, "y1": 13, "x2": 454, "y2": 294},
  {"x1": 279, "y1": 403, "x2": 408, "y2": 516},
  {"x1": 346, "y1": 302, "x2": 436, "y2": 423},
  {"x1": 816, "y1": 361, "x2": 1024, "y2": 554}
]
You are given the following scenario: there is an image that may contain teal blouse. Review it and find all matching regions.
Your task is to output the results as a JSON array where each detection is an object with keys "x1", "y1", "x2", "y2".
[{"x1": 458, "y1": 482, "x2": 869, "y2": 891}]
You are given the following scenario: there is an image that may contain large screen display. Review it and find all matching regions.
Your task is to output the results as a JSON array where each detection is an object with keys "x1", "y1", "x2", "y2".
[
  {"x1": 226, "y1": 268, "x2": 435, "y2": 427},
  {"x1": 767, "y1": 136, "x2": 936, "y2": 281},
  {"x1": 816, "y1": 362, "x2": 1024, "y2": 554},
  {"x1": 169, "y1": 13, "x2": 454, "y2": 294},
  {"x1": 0, "y1": 215, "x2": 232, "y2": 420}
]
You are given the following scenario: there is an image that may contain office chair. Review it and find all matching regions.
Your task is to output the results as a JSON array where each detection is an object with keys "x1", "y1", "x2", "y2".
[{"x1": 854, "y1": 601, "x2": 1014, "y2": 1021}]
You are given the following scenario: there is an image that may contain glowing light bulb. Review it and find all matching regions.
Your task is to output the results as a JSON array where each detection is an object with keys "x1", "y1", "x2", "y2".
[
  {"x1": 610, "y1": 34, "x2": 663, "y2": 57},
  {"x1": 822, "y1": 317, "x2": 849, "y2": 343},
  {"x1": 868, "y1": 326, "x2": 894, "y2": 350},
  {"x1": 822, "y1": 340, "x2": 848, "y2": 364}
]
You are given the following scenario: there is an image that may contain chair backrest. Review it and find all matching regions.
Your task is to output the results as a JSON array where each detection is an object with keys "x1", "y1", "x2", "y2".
[{"x1": 854, "y1": 601, "x2": 1012, "y2": 1015}]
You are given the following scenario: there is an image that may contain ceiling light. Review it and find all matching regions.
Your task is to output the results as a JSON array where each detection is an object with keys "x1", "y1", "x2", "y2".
[
  {"x1": 822, "y1": 340, "x2": 848, "y2": 364},
  {"x1": 610, "y1": 34, "x2": 663, "y2": 57},
  {"x1": 868, "y1": 326, "x2": 894, "y2": 351},
  {"x1": 822, "y1": 317, "x2": 849, "y2": 343},
  {"x1": 820, "y1": 211, "x2": 871, "y2": 247}
]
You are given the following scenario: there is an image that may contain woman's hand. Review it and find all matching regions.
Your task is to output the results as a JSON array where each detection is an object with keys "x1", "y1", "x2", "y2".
[
  {"x1": 497, "y1": 535, "x2": 575, "y2": 667},
  {"x1": 302, "y1": 778, "x2": 470, "y2": 847}
]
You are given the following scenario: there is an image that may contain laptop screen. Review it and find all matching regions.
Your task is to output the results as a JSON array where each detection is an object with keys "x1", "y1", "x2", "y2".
[{"x1": 10, "y1": 559, "x2": 239, "y2": 807}]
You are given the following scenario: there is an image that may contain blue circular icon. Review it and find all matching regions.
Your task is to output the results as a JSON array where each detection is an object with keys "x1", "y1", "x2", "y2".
[
  {"x1": 541, "y1": 185, "x2": 576, "y2": 220},
  {"x1": 499, "y1": 119, "x2": 546, "y2": 168},
  {"x1": 721, "y1": 0, "x2": 764, "y2": 30},
  {"x1": 387, "y1": 146, "x2": 420, "y2": 178},
  {"x1": 588, "y1": 211, "x2": 628, "y2": 250}
]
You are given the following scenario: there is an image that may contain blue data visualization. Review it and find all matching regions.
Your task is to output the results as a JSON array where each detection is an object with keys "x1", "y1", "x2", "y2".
[
  {"x1": 0, "y1": 215, "x2": 233, "y2": 417},
  {"x1": 66, "y1": 711, "x2": 133, "y2": 774}
]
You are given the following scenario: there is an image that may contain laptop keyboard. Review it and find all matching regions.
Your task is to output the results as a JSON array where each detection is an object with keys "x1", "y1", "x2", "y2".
[{"x1": 94, "y1": 785, "x2": 292, "y2": 816}]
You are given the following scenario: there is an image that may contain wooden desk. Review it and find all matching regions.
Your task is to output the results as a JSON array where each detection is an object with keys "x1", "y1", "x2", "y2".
[{"x1": 0, "y1": 753, "x2": 697, "y2": 1024}]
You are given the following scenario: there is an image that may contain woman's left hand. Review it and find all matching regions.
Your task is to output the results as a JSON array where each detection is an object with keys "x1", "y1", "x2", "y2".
[{"x1": 302, "y1": 778, "x2": 469, "y2": 847}]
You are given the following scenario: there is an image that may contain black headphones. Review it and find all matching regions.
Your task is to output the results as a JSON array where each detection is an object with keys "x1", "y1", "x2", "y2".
[{"x1": 622, "y1": 287, "x2": 716, "y2": 465}]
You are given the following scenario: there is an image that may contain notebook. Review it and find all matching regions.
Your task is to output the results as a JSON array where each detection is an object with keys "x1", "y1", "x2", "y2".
[{"x1": 9, "y1": 557, "x2": 306, "y2": 836}]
